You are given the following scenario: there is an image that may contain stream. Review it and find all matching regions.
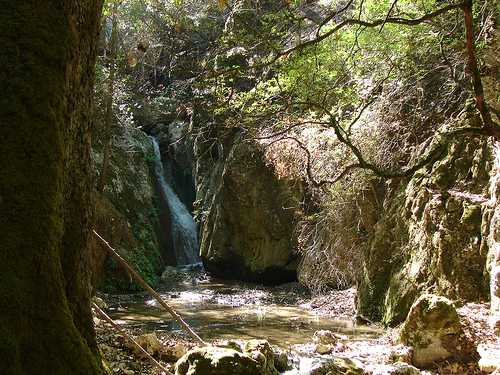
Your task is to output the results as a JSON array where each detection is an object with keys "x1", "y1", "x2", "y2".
[
  {"x1": 103, "y1": 137, "x2": 384, "y2": 373},
  {"x1": 105, "y1": 269, "x2": 382, "y2": 349}
]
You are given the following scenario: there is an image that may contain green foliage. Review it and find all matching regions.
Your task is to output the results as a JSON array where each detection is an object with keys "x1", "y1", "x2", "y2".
[
  {"x1": 94, "y1": 0, "x2": 495, "y2": 294},
  {"x1": 145, "y1": 148, "x2": 156, "y2": 173}
]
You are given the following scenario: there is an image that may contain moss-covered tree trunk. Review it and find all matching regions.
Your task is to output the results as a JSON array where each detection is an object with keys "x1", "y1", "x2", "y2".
[{"x1": 0, "y1": 1, "x2": 104, "y2": 374}]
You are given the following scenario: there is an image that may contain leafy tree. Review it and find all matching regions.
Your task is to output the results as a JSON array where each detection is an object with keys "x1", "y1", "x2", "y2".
[
  {"x1": 186, "y1": 0, "x2": 498, "y2": 290},
  {"x1": 0, "y1": 1, "x2": 105, "y2": 374},
  {"x1": 203, "y1": 0, "x2": 498, "y2": 184},
  {"x1": 90, "y1": 0, "x2": 498, "y2": 291}
]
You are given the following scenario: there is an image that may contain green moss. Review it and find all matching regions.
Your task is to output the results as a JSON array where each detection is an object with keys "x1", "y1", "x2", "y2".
[
  {"x1": 145, "y1": 147, "x2": 156, "y2": 173},
  {"x1": 0, "y1": 2, "x2": 104, "y2": 374}
]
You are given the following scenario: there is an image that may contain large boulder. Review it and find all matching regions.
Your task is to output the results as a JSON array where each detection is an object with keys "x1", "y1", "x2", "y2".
[
  {"x1": 398, "y1": 294, "x2": 478, "y2": 368},
  {"x1": 195, "y1": 133, "x2": 303, "y2": 284}
]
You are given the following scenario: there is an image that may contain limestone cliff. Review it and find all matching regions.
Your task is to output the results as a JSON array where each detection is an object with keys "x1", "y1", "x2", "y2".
[
  {"x1": 90, "y1": 119, "x2": 172, "y2": 290},
  {"x1": 356, "y1": 111, "x2": 494, "y2": 326}
]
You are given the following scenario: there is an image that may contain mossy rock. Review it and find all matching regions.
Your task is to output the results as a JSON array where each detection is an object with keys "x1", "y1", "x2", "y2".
[
  {"x1": 308, "y1": 357, "x2": 364, "y2": 375},
  {"x1": 175, "y1": 347, "x2": 261, "y2": 375},
  {"x1": 357, "y1": 131, "x2": 490, "y2": 326},
  {"x1": 176, "y1": 339, "x2": 280, "y2": 375},
  {"x1": 398, "y1": 294, "x2": 478, "y2": 368}
]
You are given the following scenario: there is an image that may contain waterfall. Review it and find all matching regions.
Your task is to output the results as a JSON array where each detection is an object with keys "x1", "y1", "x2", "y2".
[{"x1": 151, "y1": 138, "x2": 200, "y2": 265}]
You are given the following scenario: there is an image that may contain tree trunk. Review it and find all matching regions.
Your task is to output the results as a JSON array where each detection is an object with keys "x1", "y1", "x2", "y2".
[
  {"x1": 461, "y1": 0, "x2": 500, "y2": 137},
  {"x1": 0, "y1": 1, "x2": 104, "y2": 374},
  {"x1": 97, "y1": 6, "x2": 118, "y2": 194}
]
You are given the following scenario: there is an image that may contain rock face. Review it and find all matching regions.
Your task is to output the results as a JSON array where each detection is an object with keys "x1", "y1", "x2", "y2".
[
  {"x1": 91, "y1": 120, "x2": 175, "y2": 287},
  {"x1": 194, "y1": 130, "x2": 303, "y2": 284},
  {"x1": 161, "y1": 113, "x2": 303, "y2": 284},
  {"x1": 357, "y1": 120, "x2": 492, "y2": 325},
  {"x1": 485, "y1": 146, "x2": 500, "y2": 335},
  {"x1": 175, "y1": 340, "x2": 278, "y2": 375},
  {"x1": 398, "y1": 294, "x2": 478, "y2": 368}
]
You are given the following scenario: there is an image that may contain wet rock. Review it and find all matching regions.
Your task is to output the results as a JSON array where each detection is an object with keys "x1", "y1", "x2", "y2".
[
  {"x1": 161, "y1": 266, "x2": 183, "y2": 282},
  {"x1": 244, "y1": 339, "x2": 278, "y2": 375},
  {"x1": 271, "y1": 345, "x2": 290, "y2": 372},
  {"x1": 398, "y1": 294, "x2": 478, "y2": 368},
  {"x1": 308, "y1": 357, "x2": 364, "y2": 375},
  {"x1": 371, "y1": 362, "x2": 421, "y2": 375}
]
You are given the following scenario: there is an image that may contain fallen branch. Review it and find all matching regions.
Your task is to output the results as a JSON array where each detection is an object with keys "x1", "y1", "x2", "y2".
[
  {"x1": 92, "y1": 302, "x2": 173, "y2": 375},
  {"x1": 92, "y1": 230, "x2": 207, "y2": 347}
]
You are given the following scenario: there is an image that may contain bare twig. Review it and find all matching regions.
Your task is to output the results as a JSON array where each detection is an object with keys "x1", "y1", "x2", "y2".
[
  {"x1": 379, "y1": 0, "x2": 399, "y2": 33},
  {"x1": 92, "y1": 302, "x2": 173, "y2": 375}
]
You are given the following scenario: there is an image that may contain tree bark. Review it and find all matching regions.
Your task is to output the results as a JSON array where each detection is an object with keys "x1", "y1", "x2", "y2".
[
  {"x1": 0, "y1": 1, "x2": 104, "y2": 374},
  {"x1": 461, "y1": 0, "x2": 500, "y2": 137},
  {"x1": 97, "y1": 6, "x2": 118, "y2": 194}
]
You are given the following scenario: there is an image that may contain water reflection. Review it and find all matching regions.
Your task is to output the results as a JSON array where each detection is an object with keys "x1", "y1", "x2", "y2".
[{"x1": 105, "y1": 278, "x2": 381, "y2": 348}]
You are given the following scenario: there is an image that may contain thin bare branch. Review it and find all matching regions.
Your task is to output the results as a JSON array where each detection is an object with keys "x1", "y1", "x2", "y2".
[
  {"x1": 379, "y1": 0, "x2": 399, "y2": 33},
  {"x1": 92, "y1": 230, "x2": 208, "y2": 347},
  {"x1": 92, "y1": 302, "x2": 172, "y2": 375},
  {"x1": 461, "y1": 0, "x2": 500, "y2": 137}
]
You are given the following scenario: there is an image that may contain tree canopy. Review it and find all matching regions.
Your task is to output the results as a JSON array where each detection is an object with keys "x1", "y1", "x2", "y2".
[{"x1": 95, "y1": 0, "x2": 499, "y2": 290}]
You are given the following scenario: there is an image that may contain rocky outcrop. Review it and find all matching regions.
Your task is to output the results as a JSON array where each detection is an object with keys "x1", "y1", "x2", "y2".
[
  {"x1": 398, "y1": 294, "x2": 478, "y2": 368},
  {"x1": 91, "y1": 190, "x2": 147, "y2": 290},
  {"x1": 485, "y1": 145, "x2": 500, "y2": 334},
  {"x1": 357, "y1": 114, "x2": 492, "y2": 325},
  {"x1": 91, "y1": 120, "x2": 175, "y2": 289},
  {"x1": 157, "y1": 112, "x2": 304, "y2": 283},
  {"x1": 193, "y1": 127, "x2": 303, "y2": 284}
]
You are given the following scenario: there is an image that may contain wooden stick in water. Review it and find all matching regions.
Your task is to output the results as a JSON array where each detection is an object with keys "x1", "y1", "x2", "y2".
[{"x1": 92, "y1": 230, "x2": 207, "y2": 347}]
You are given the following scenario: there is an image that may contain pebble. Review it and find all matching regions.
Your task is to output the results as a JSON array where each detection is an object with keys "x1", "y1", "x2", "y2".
[{"x1": 316, "y1": 344, "x2": 332, "y2": 354}]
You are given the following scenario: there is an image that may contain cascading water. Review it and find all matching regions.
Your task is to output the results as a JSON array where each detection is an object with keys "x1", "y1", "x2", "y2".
[{"x1": 151, "y1": 137, "x2": 200, "y2": 265}]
